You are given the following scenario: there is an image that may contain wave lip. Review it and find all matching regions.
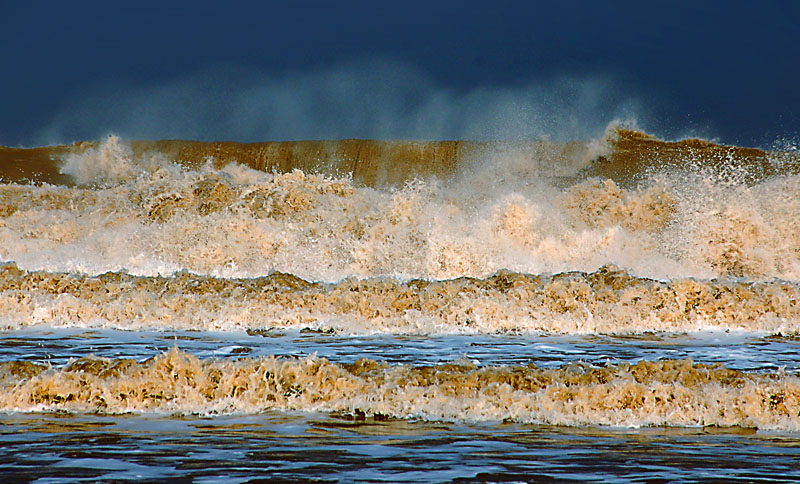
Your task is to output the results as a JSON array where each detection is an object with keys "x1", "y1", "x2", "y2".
[
  {"x1": 585, "y1": 129, "x2": 800, "y2": 184},
  {"x1": 2, "y1": 127, "x2": 798, "y2": 187},
  {"x1": 1, "y1": 349, "x2": 797, "y2": 430}
]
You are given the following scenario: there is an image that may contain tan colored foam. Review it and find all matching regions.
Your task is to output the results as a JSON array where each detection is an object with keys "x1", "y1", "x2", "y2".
[
  {"x1": 1, "y1": 349, "x2": 797, "y2": 430},
  {"x1": 1, "y1": 263, "x2": 798, "y2": 334}
]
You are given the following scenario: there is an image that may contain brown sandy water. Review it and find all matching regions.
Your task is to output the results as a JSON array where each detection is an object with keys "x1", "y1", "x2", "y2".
[{"x1": 1, "y1": 126, "x2": 800, "y2": 481}]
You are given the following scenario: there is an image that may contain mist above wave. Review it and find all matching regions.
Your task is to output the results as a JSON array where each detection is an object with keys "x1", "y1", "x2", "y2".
[{"x1": 35, "y1": 60, "x2": 641, "y2": 145}]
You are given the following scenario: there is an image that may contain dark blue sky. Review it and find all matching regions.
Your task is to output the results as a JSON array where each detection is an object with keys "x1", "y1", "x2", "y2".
[{"x1": 1, "y1": 1, "x2": 798, "y2": 146}]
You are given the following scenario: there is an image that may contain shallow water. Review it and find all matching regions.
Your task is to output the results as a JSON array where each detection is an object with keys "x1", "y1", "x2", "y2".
[
  {"x1": 3, "y1": 327, "x2": 800, "y2": 373},
  {"x1": 4, "y1": 412, "x2": 800, "y2": 483}
]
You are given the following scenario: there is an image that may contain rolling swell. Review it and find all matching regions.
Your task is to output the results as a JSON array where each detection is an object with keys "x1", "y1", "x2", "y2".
[
  {"x1": 1, "y1": 138, "x2": 589, "y2": 187},
  {"x1": 2, "y1": 127, "x2": 798, "y2": 187},
  {"x1": 1, "y1": 348, "x2": 797, "y2": 430}
]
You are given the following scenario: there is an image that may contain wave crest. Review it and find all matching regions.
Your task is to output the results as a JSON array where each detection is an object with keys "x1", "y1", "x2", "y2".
[
  {"x1": 2, "y1": 348, "x2": 797, "y2": 430},
  {"x1": 2, "y1": 263, "x2": 799, "y2": 335}
]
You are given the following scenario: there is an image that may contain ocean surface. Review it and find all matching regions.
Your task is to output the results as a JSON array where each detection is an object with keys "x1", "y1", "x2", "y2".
[{"x1": 1, "y1": 126, "x2": 800, "y2": 482}]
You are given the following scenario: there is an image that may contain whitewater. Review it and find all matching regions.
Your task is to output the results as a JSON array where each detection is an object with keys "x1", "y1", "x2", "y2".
[{"x1": 2, "y1": 125, "x2": 800, "y2": 481}]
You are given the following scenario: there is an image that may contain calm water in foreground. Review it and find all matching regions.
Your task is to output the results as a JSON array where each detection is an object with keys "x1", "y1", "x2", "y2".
[{"x1": 2, "y1": 328, "x2": 799, "y2": 483}]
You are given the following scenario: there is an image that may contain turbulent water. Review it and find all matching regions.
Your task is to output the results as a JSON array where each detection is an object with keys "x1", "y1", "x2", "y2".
[{"x1": 2, "y1": 126, "x2": 800, "y2": 481}]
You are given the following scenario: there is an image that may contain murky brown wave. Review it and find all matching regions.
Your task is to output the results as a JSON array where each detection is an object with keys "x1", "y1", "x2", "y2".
[
  {"x1": 1, "y1": 348, "x2": 797, "y2": 430},
  {"x1": 3, "y1": 128, "x2": 798, "y2": 187},
  {"x1": 0, "y1": 138, "x2": 589, "y2": 187},
  {"x1": 585, "y1": 129, "x2": 800, "y2": 185}
]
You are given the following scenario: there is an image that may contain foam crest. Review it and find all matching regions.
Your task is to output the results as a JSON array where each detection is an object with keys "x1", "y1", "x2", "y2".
[
  {"x1": 1, "y1": 263, "x2": 798, "y2": 334},
  {"x1": 1, "y1": 349, "x2": 797, "y2": 430}
]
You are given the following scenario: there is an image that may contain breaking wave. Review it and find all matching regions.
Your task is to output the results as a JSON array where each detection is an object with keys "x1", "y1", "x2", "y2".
[
  {"x1": 1, "y1": 127, "x2": 799, "y2": 283},
  {"x1": 1, "y1": 263, "x2": 798, "y2": 335},
  {"x1": 2, "y1": 125, "x2": 800, "y2": 429},
  {"x1": 2, "y1": 349, "x2": 798, "y2": 430}
]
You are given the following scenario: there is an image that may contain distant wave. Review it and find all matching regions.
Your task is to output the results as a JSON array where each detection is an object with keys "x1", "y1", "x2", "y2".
[{"x1": 2, "y1": 127, "x2": 798, "y2": 187}]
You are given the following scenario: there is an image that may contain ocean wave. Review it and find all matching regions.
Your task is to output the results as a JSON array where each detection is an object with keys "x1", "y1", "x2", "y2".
[
  {"x1": 2, "y1": 348, "x2": 797, "y2": 430},
  {"x1": 3, "y1": 128, "x2": 800, "y2": 431},
  {"x1": 2, "y1": 263, "x2": 798, "y2": 335},
  {"x1": 2, "y1": 126, "x2": 798, "y2": 187},
  {"x1": 1, "y1": 129, "x2": 800, "y2": 281}
]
